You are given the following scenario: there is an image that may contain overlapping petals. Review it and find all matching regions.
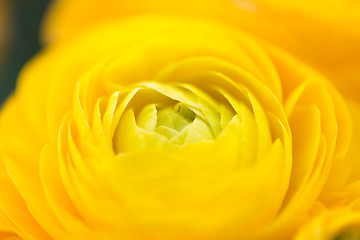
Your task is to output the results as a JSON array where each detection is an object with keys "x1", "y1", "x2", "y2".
[
  {"x1": 0, "y1": 17, "x2": 352, "y2": 239},
  {"x1": 43, "y1": 0, "x2": 360, "y2": 92}
]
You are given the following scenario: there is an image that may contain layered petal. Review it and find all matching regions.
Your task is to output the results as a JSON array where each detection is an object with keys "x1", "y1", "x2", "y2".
[{"x1": 42, "y1": 0, "x2": 360, "y2": 91}]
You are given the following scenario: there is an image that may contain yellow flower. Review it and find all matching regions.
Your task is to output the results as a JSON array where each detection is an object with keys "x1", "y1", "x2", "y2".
[
  {"x1": 0, "y1": 16, "x2": 352, "y2": 239},
  {"x1": 42, "y1": 2, "x2": 360, "y2": 207},
  {"x1": 40, "y1": 1, "x2": 360, "y2": 238}
]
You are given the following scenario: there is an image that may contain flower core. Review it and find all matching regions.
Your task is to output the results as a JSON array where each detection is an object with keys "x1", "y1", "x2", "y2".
[{"x1": 113, "y1": 82, "x2": 238, "y2": 153}]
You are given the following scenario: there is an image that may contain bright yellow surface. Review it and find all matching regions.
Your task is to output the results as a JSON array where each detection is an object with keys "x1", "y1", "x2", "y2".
[
  {"x1": 42, "y1": 0, "x2": 360, "y2": 95},
  {"x1": 0, "y1": 15, "x2": 357, "y2": 239}
]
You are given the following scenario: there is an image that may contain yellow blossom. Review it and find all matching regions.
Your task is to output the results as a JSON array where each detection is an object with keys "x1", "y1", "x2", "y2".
[{"x1": 0, "y1": 16, "x2": 353, "y2": 239}]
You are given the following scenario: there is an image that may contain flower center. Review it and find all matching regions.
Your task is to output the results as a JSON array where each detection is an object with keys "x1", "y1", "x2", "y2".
[
  {"x1": 137, "y1": 102, "x2": 215, "y2": 144},
  {"x1": 112, "y1": 82, "x2": 237, "y2": 153}
]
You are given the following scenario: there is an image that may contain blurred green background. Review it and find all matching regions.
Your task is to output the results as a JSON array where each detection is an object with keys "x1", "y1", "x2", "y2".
[{"x1": 0, "y1": 0, "x2": 50, "y2": 104}]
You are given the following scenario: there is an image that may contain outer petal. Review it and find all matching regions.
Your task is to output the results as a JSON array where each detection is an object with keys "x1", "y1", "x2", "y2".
[
  {"x1": 294, "y1": 202, "x2": 360, "y2": 240},
  {"x1": 42, "y1": 0, "x2": 360, "y2": 90}
]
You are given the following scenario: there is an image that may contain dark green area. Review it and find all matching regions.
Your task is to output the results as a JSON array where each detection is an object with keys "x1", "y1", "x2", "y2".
[
  {"x1": 0, "y1": 0, "x2": 50, "y2": 105},
  {"x1": 334, "y1": 229, "x2": 360, "y2": 240}
]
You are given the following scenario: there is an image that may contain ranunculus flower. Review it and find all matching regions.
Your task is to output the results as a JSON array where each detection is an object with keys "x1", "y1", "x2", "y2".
[
  {"x1": 0, "y1": 16, "x2": 353, "y2": 239},
  {"x1": 41, "y1": 1, "x2": 360, "y2": 238}
]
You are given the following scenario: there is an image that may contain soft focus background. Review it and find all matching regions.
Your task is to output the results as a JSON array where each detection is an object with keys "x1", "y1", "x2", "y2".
[{"x1": 0, "y1": 0, "x2": 50, "y2": 104}]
